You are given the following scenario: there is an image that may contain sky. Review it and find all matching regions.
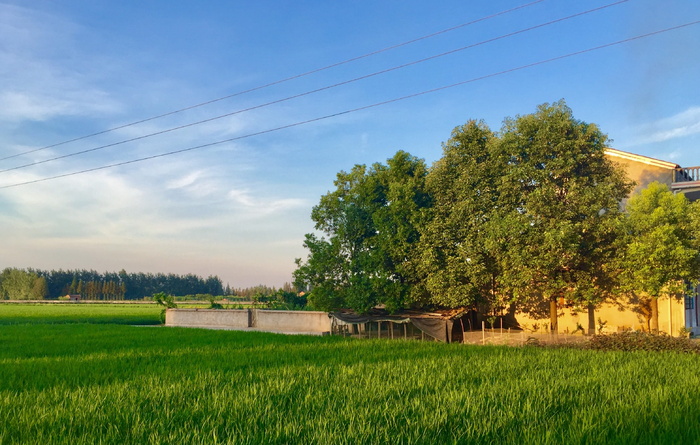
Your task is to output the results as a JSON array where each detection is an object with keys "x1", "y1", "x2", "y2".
[{"x1": 1, "y1": 0, "x2": 699, "y2": 289}]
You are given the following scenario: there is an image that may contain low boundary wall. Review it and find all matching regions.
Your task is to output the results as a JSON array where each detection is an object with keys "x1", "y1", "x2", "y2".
[{"x1": 165, "y1": 308, "x2": 332, "y2": 335}]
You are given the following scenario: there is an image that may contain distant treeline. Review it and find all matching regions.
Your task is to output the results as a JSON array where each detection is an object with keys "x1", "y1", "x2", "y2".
[
  {"x1": 229, "y1": 283, "x2": 296, "y2": 298},
  {"x1": 0, "y1": 268, "x2": 224, "y2": 300},
  {"x1": 0, "y1": 267, "x2": 302, "y2": 301}
]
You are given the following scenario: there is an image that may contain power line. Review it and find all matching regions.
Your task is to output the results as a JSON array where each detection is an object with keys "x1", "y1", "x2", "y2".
[
  {"x1": 2, "y1": 19, "x2": 697, "y2": 190},
  {"x1": 0, "y1": 0, "x2": 629, "y2": 175},
  {"x1": 0, "y1": 0, "x2": 546, "y2": 163}
]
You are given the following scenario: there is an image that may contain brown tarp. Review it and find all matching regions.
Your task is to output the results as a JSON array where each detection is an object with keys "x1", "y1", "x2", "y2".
[
  {"x1": 330, "y1": 311, "x2": 454, "y2": 342},
  {"x1": 410, "y1": 317, "x2": 453, "y2": 343},
  {"x1": 331, "y1": 311, "x2": 410, "y2": 324}
]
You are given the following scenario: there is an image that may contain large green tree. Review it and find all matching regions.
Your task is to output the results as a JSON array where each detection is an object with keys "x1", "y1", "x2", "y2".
[
  {"x1": 298, "y1": 101, "x2": 633, "y2": 330},
  {"x1": 419, "y1": 120, "x2": 509, "y2": 311},
  {"x1": 619, "y1": 181, "x2": 700, "y2": 332},
  {"x1": 494, "y1": 101, "x2": 632, "y2": 333},
  {"x1": 294, "y1": 151, "x2": 429, "y2": 313},
  {"x1": 418, "y1": 102, "x2": 631, "y2": 333},
  {"x1": 0, "y1": 268, "x2": 47, "y2": 300}
]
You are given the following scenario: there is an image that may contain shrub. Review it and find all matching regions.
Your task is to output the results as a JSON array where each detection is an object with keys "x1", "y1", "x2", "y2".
[
  {"x1": 585, "y1": 331, "x2": 700, "y2": 354},
  {"x1": 153, "y1": 292, "x2": 177, "y2": 323},
  {"x1": 208, "y1": 296, "x2": 223, "y2": 309}
]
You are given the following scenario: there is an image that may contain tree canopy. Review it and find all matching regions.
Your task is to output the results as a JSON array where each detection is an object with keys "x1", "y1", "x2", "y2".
[
  {"x1": 619, "y1": 181, "x2": 700, "y2": 331},
  {"x1": 491, "y1": 102, "x2": 633, "y2": 331},
  {"x1": 294, "y1": 150, "x2": 430, "y2": 313},
  {"x1": 296, "y1": 101, "x2": 696, "y2": 334},
  {"x1": 0, "y1": 267, "x2": 225, "y2": 300}
]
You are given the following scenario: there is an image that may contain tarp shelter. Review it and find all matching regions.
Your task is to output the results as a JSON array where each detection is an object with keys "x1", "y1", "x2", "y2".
[{"x1": 330, "y1": 309, "x2": 472, "y2": 343}]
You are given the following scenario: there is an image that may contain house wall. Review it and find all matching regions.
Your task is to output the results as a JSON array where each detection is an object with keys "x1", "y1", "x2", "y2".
[
  {"x1": 607, "y1": 157, "x2": 674, "y2": 195},
  {"x1": 165, "y1": 308, "x2": 332, "y2": 334},
  {"x1": 514, "y1": 298, "x2": 686, "y2": 336}
]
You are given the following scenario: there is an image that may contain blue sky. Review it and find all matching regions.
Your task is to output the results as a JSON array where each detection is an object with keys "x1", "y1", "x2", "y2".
[{"x1": 1, "y1": 0, "x2": 699, "y2": 288}]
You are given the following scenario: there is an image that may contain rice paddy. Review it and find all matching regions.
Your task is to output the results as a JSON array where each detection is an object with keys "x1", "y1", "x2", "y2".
[
  {"x1": 0, "y1": 303, "x2": 161, "y2": 325},
  {"x1": 1, "y1": 304, "x2": 698, "y2": 444}
]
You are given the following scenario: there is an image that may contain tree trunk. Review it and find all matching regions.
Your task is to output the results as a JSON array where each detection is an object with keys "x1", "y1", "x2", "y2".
[
  {"x1": 549, "y1": 299, "x2": 558, "y2": 335},
  {"x1": 587, "y1": 304, "x2": 595, "y2": 335},
  {"x1": 650, "y1": 297, "x2": 659, "y2": 333}
]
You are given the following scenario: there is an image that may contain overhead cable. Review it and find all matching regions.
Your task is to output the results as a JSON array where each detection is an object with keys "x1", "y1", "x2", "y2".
[
  {"x1": 0, "y1": 0, "x2": 628, "y2": 174},
  {"x1": 2, "y1": 19, "x2": 697, "y2": 190},
  {"x1": 0, "y1": 0, "x2": 546, "y2": 162}
]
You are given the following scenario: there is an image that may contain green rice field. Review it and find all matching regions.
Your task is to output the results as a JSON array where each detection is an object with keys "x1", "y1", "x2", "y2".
[
  {"x1": 0, "y1": 303, "x2": 161, "y2": 325},
  {"x1": 1, "y1": 304, "x2": 699, "y2": 444}
]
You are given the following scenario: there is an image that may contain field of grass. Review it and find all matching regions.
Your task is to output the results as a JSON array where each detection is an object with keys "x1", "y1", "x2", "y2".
[
  {"x1": 0, "y1": 302, "x2": 161, "y2": 325},
  {"x1": 1, "y1": 307, "x2": 700, "y2": 444}
]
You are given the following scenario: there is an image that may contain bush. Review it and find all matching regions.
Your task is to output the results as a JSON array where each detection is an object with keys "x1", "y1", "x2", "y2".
[
  {"x1": 153, "y1": 292, "x2": 177, "y2": 323},
  {"x1": 585, "y1": 331, "x2": 700, "y2": 353},
  {"x1": 208, "y1": 296, "x2": 223, "y2": 309},
  {"x1": 526, "y1": 331, "x2": 700, "y2": 354}
]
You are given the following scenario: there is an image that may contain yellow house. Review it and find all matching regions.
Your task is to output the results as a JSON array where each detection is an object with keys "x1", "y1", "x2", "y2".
[
  {"x1": 516, "y1": 148, "x2": 700, "y2": 336},
  {"x1": 604, "y1": 148, "x2": 700, "y2": 200}
]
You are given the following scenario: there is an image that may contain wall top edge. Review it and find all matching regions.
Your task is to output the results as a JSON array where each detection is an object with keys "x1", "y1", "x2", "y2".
[{"x1": 605, "y1": 148, "x2": 680, "y2": 169}]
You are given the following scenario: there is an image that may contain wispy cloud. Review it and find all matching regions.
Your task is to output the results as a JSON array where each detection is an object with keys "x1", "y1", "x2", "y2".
[
  {"x1": 629, "y1": 106, "x2": 700, "y2": 145},
  {"x1": 228, "y1": 188, "x2": 307, "y2": 216},
  {"x1": 0, "y1": 4, "x2": 123, "y2": 122}
]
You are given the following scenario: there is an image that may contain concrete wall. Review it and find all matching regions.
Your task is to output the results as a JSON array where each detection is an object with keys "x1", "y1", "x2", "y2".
[
  {"x1": 166, "y1": 308, "x2": 249, "y2": 329},
  {"x1": 165, "y1": 308, "x2": 332, "y2": 334},
  {"x1": 253, "y1": 310, "x2": 331, "y2": 333}
]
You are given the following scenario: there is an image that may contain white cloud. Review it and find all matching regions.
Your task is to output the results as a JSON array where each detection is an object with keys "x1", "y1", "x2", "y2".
[
  {"x1": 227, "y1": 188, "x2": 307, "y2": 215},
  {"x1": 630, "y1": 106, "x2": 700, "y2": 145},
  {"x1": 0, "y1": 4, "x2": 123, "y2": 122},
  {"x1": 0, "y1": 3, "x2": 320, "y2": 287}
]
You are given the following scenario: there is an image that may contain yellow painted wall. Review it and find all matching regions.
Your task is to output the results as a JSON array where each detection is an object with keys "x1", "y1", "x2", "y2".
[
  {"x1": 609, "y1": 159, "x2": 673, "y2": 195},
  {"x1": 514, "y1": 298, "x2": 686, "y2": 336}
]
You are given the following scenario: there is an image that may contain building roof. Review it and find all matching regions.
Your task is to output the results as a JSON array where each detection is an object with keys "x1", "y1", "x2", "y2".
[{"x1": 604, "y1": 148, "x2": 680, "y2": 170}]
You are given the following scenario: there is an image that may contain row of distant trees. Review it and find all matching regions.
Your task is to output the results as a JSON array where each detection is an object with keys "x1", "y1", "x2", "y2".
[
  {"x1": 0, "y1": 268, "x2": 225, "y2": 300},
  {"x1": 0, "y1": 267, "x2": 302, "y2": 302},
  {"x1": 294, "y1": 101, "x2": 700, "y2": 333},
  {"x1": 228, "y1": 282, "x2": 296, "y2": 298}
]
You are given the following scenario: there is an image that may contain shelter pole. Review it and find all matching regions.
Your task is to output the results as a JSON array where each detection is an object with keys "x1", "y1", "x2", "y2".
[{"x1": 482, "y1": 321, "x2": 485, "y2": 345}]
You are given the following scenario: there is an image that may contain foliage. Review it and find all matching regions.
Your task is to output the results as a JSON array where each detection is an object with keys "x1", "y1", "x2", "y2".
[
  {"x1": 2, "y1": 325, "x2": 700, "y2": 444},
  {"x1": 153, "y1": 292, "x2": 177, "y2": 323},
  {"x1": 230, "y1": 283, "x2": 297, "y2": 298},
  {"x1": 0, "y1": 268, "x2": 48, "y2": 300},
  {"x1": 297, "y1": 102, "x2": 632, "y2": 327},
  {"x1": 492, "y1": 101, "x2": 632, "y2": 329},
  {"x1": 295, "y1": 150, "x2": 430, "y2": 313},
  {"x1": 585, "y1": 332, "x2": 700, "y2": 353},
  {"x1": 619, "y1": 182, "x2": 700, "y2": 330},
  {"x1": 2, "y1": 268, "x2": 225, "y2": 300},
  {"x1": 208, "y1": 296, "x2": 223, "y2": 309},
  {"x1": 293, "y1": 100, "x2": 700, "y2": 340},
  {"x1": 265, "y1": 290, "x2": 308, "y2": 310},
  {"x1": 419, "y1": 120, "x2": 504, "y2": 309},
  {"x1": 153, "y1": 292, "x2": 177, "y2": 309}
]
